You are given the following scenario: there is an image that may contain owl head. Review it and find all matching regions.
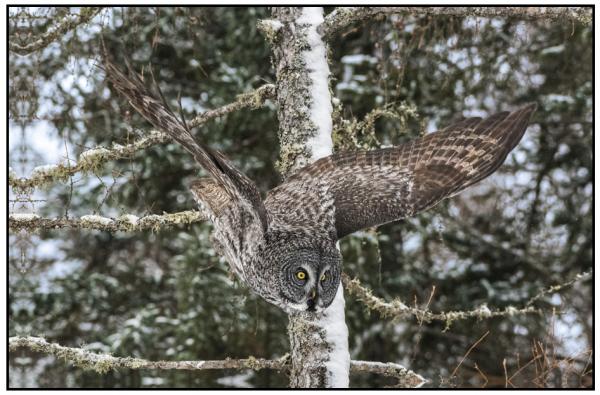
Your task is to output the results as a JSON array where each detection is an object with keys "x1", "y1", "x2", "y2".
[{"x1": 257, "y1": 236, "x2": 342, "y2": 313}]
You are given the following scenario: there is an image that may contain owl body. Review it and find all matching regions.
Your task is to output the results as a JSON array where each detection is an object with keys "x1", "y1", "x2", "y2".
[
  {"x1": 198, "y1": 178, "x2": 342, "y2": 313},
  {"x1": 104, "y1": 58, "x2": 536, "y2": 313}
]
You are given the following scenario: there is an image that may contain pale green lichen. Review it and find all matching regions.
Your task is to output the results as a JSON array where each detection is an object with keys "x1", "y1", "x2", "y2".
[
  {"x1": 115, "y1": 214, "x2": 140, "y2": 232},
  {"x1": 276, "y1": 142, "x2": 312, "y2": 175},
  {"x1": 257, "y1": 19, "x2": 283, "y2": 44},
  {"x1": 78, "y1": 147, "x2": 112, "y2": 169},
  {"x1": 235, "y1": 84, "x2": 276, "y2": 110},
  {"x1": 333, "y1": 101, "x2": 420, "y2": 152}
]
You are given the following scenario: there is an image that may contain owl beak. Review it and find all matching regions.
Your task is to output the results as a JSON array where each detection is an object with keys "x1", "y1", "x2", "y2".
[{"x1": 306, "y1": 289, "x2": 318, "y2": 311}]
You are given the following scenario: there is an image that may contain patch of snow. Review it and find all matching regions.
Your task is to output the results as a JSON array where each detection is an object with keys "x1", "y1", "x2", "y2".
[
  {"x1": 10, "y1": 213, "x2": 40, "y2": 221},
  {"x1": 31, "y1": 164, "x2": 60, "y2": 177},
  {"x1": 79, "y1": 147, "x2": 111, "y2": 162},
  {"x1": 80, "y1": 215, "x2": 113, "y2": 226},
  {"x1": 118, "y1": 214, "x2": 139, "y2": 225},
  {"x1": 336, "y1": 80, "x2": 365, "y2": 94},
  {"x1": 262, "y1": 19, "x2": 283, "y2": 31},
  {"x1": 321, "y1": 285, "x2": 350, "y2": 387},
  {"x1": 544, "y1": 94, "x2": 575, "y2": 104},
  {"x1": 476, "y1": 304, "x2": 492, "y2": 317},
  {"x1": 298, "y1": 7, "x2": 333, "y2": 161},
  {"x1": 78, "y1": 322, "x2": 94, "y2": 331},
  {"x1": 540, "y1": 44, "x2": 565, "y2": 55},
  {"x1": 141, "y1": 377, "x2": 165, "y2": 386},
  {"x1": 340, "y1": 54, "x2": 377, "y2": 65},
  {"x1": 530, "y1": 74, "x2": 546, "y2": 87},
  {"x1": 216, "y1": 371, "x2": 254, "y2": 388}
]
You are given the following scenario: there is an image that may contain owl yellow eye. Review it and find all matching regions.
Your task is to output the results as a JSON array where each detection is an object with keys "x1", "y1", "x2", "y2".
[
  {"x1": 296, "y1": 271, "x2": 307, "y2": 280},
  {"x1": 320, "y1": 273, "x2": 326, "y2": 282}
]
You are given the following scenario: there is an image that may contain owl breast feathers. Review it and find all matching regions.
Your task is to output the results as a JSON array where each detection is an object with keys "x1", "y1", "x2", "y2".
[{"x1": 104, "y1": 57, "x2": 536, "y2": 312}]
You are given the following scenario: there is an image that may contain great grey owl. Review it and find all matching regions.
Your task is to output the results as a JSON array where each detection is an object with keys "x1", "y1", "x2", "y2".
[{"x1": 103, "y1": 59, "x2": 536, "y2": 314}]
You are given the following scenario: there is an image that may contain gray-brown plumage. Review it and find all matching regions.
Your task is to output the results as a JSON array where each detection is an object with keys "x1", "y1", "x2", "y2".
[{"x1": 103, "y1": 57, "x2": 536, "y2": 313}]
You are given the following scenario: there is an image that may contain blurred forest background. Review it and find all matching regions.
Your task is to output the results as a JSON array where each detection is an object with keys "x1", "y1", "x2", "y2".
[{"x1": 8, "y1": 6, "x2": 593, "y2": 388}]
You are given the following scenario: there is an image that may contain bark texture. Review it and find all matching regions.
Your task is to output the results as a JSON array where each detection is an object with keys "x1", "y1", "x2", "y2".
[{"x1": 270, "y1": 7, "x2": 324, "y2": 176}]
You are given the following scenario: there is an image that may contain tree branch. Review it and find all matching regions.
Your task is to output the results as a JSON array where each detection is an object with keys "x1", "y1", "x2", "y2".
[
  {"x1": 9, "y1": 336, "x2": 287, "y2": 374},
  {"x1": 9, "y1": 211, "x2": 205, "y2": 232},
  {"x1": 9, "y1": 84, "x2": 275, "y2": 191},
  {"x1": 188, "y1": 83, "x2": 275, "y2": 126},
  {"x1": 525, "y1": 270, "x2": 592, "y2": 307},
  {"x1": 10, "y1": 7, "x2": 104, "y2": 55},
  {"x1": 350, "y1": 360, "x2": 427, "y2": 388},
  {"x1": 9, "y1": 336, "x2": 426, "y2": 387},
  {"x1": 342, "y1": 270, "x2": 591, "y2": 330},
  {"x1": 9, "y1": 131, "x2": 168, "y2": 191},
  {"x1": 322, "y1": 7, "x2": 592, "y2": 38}
]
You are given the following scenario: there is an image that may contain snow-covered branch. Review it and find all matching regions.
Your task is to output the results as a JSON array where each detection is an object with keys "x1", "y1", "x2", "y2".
[
  {"x1": 9, "y1": 84, "x2": 275, "y2": 191},
  {"x1": 342, "y1": 270, "x2": 592, "y2": 329},
  {"x1": 9, "y1": 336, "x2": 426, "y2": 387},
  {"x1": 10, "y1": 7, "x2": 104, "y2": 55},
  {"x1": 350, "y1": 360, "x2": 427, "y2": 388},
  {"x1": 322, "y1": 6, "x2": 592, "y2": 38},
  {"x1": 9, "y1": 211, "x2": 205, "y2": 232},
  {"x1": 9, "y1": 131, "x2": 168, "y2": 191}
]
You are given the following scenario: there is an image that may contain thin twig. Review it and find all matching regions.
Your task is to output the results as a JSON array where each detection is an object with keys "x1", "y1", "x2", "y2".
[
  {"x1": 503, "y1": 358, "x2": 509, "y2": 388},
  {"x1": 473, "y1": 363, "x2": 488, "y2": 388},
  {"x1": 525, "y1": 270, "x2": 592, "y2": 307},
  {"x1": 450, "y1": 331, "x2": 489, "y2": 377},
  {"x1": 507, "y1": 354, "x2": 543, "y2": 385}
]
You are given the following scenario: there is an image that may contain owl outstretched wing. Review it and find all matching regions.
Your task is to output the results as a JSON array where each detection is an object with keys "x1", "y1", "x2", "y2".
[
  {"x1": 267, "y1": 103, "x2": 536, "y2": 239},
  {"x1": 102, "y1": 58, "x2": 268, "y2": 232}
]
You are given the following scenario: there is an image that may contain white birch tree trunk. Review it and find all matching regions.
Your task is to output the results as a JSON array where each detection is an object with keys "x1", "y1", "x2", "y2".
[{"x1": 267, "y1": 6, "x2": 350, "y2": 388}]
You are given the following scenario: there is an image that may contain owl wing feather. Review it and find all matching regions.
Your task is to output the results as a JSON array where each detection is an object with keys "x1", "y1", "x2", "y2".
[
  {"x1": 189, "y1": 178, "x2": 234, "y2": 218},
  {"x1": 102, "y1": 58, "x2": 268, "y2": 232},
  {"x1": 267, "y1": 103, "x2": 536, "y2": 239}
]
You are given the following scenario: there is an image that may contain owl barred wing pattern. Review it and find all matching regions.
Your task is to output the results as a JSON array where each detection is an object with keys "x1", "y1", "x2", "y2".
[
  {"x1": 102, "y1": 58, "x2": 268, "y2": 232},
  {"x1": 189, "y1": 178, "x2": 233, "y2": 218},
  {"x1": 101, "y1": 53, "x2": 536, "y2": 312},
  {"x1": 270, "y1": 104, "x2": 537, "y2": 239}
]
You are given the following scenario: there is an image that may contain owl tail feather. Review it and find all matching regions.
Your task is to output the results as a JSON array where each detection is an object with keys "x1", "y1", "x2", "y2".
[{"x1": 100, "y1": 51, "x2": 268, "y2": 232}]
